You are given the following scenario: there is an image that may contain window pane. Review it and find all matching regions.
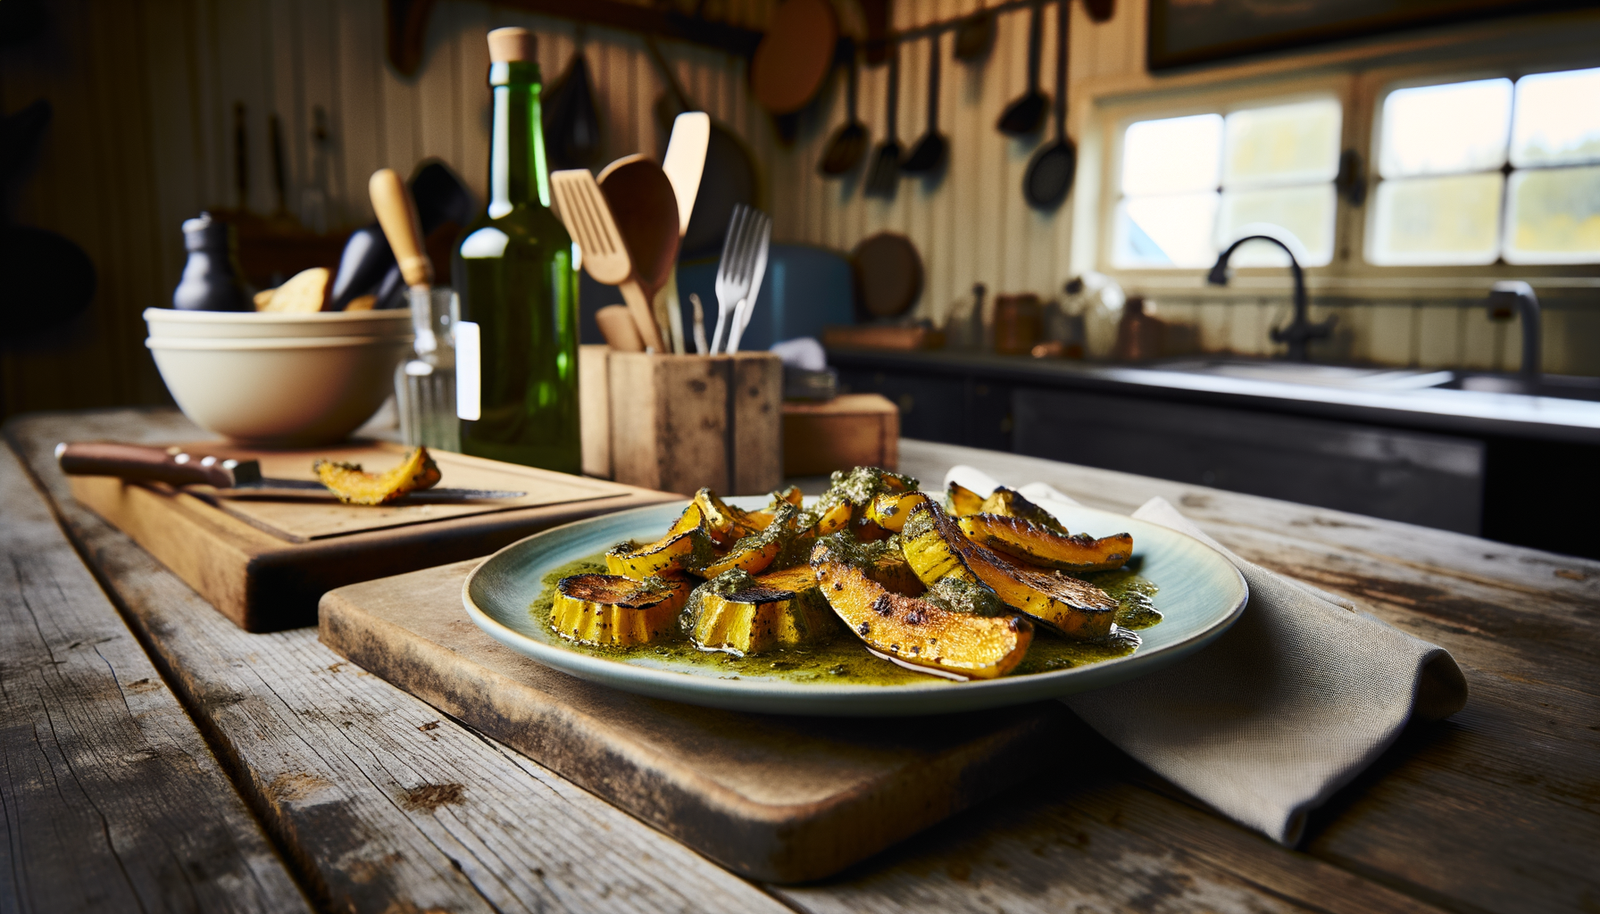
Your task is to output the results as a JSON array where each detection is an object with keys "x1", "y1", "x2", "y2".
[
  {"x1": 1368, "y1": 173, "x2": 1503, "y2": 265},
  {"x1": 1122, "y1": 114, "x2": 1223, "y2": 195},
  {"x1": 1505, "y1": 164, "x2": 1600, "y2": 264},
  {"x1": 1113, "y1": 192, "x2": 1220, "y2": 269},
  {"x1": 1223, "y1": 98, "x2": 1342, "y2": 189},
  {"x1": 1378, "y1": 78, "x2": 1512, "y2": 177},
  {"x1": 1217, "y1": 184, "x2": 1336, "y2": 267},
  {"x1": 1511, "y1": 67, "x2": 1600, "y2": 167}
]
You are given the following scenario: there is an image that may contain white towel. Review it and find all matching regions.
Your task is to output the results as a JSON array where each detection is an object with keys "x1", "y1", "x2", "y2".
[{"x1": 944, "y1": 465, "x2": 1468, "y2": 845}]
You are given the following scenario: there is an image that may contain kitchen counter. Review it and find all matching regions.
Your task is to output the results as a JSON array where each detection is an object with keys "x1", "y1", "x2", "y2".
[
  {"x1": 5, "y1": 407, "x2": 1597, "y2": 914},
  {"x1": 829, "y1": 348, "x2": 1600, "y2": 445},
  {"x1": 829, "y1": 348, "x2": 1600, "y2": 558}
]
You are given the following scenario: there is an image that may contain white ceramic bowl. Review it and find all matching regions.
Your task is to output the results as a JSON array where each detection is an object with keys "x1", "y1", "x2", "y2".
[
  {"x1": 146, "y1": 334, "x2": 413, "y2": 447},
  {"x1": 144, "y1": 307, "x2": 413, "y2": 340}
]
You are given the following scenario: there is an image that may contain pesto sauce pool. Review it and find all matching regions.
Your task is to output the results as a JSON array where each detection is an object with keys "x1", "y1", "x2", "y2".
[{"x1": 528, "y1": 550, "x2": 1163, "y2": 684}]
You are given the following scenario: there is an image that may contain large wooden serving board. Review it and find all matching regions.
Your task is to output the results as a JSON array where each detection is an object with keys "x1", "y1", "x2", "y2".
[
  {"x1": 69, "y1": 442, "x2": 678, "y2": 632},
  {"x1": 318, "y1": 559, "x2": 1072, "y2": 884}
]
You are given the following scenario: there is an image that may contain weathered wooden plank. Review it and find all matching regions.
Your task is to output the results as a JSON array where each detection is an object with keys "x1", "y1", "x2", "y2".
[
  {"x1": 6, "y1": 409, "x2": 787, "y2": 914},
  {"x1": 775, "y1": 750, "x2": 1448, "y2": 914},
  {"x1": 0, "y1": 432, "x2": 308, "y2": 913}
]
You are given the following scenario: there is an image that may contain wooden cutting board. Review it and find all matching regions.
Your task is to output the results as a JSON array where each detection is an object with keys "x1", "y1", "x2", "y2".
[
  {"x1": 69, "y1": 441, "x2": 679, "y2": 632},
  {"x1": 318, "y1": 559, "x2": 1073, "y2": 884}
]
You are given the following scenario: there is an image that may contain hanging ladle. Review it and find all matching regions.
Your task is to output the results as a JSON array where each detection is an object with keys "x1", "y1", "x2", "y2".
[
  {"x1": 901, "y1": 32, "x2": 947, "y2": 175},
  {"x1": 819, "y1": 39, "x2": 869, "y2": 176},
  {"x1": 998, "y1": 1, "x2": 1047, "y2": 136},
  {"x1": 1023, "y1": 0, "x2": 1075, "y2": 209}
]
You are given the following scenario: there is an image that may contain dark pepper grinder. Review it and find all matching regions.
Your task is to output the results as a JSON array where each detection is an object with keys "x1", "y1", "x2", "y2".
[{"x1": 172, "y1": 212, "x2": 252, "y2": 311}]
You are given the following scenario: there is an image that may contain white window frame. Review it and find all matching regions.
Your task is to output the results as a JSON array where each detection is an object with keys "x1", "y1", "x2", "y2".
[{"x1": 1078, "y1": 16, "x2": 1600, "y2": 298}]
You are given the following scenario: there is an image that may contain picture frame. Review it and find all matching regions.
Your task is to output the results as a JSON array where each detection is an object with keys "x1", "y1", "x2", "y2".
[{"x1": 1147, "y1": 0, "x2": 1587, "y2": 72}]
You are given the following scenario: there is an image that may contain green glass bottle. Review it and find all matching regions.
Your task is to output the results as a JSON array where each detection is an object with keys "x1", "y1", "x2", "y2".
[{"x1": 454, "y1": 27, "x2": 580, "y2": 473}]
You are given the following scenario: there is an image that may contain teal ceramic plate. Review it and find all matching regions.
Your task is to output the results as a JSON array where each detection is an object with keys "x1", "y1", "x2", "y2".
[{"x1": 463, "y1": 497, "x2": 1247, "y2": 716}]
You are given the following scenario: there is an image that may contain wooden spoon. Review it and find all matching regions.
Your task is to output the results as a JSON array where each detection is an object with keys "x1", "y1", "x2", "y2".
[{"x1": 598, "y1": 155, "x2": 680, "y2": 352}]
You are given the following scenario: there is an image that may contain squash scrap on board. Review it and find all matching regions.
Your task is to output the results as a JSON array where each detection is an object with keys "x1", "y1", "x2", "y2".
[
  {"x1": 313, "y1": 446, "x2": 442, "y2": 505},
  {"x1": 811, "y1": 535, "x2": 1033, "y2": 680},
  {"x1": 551, "y1": 574, "x2": 690, "y2": 646},
  {"x1": 958, "y1": 514, "x2": 1133, "y2": 573},
  {"x1": 902, "y1": 500, "x2": 1119, "y2": 640}
]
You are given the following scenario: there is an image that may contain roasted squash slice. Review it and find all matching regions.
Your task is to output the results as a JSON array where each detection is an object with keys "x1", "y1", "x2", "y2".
[
  {"x1": 958, "y1": 514, "x2": 1133, "y2": 573},
  {"x1": 978, "y1": 486, "x2": 1067, "y2": 533},
  {"x1": 682, "y1": 566, "x2": 837, "y2": 655},
  {"x1": 607, "y1": 526, "x2": 715, "y2": 579},
  {"x1": 864, "y1": 491, "x2": 932, "y2": 532},
  {"x1": 695, "y1": 504, "x2": 797, "y2": 577},
  {"x1": 902, "y1": 501, "x2": 1118, "y2": 640},
  {"x1": 551, "y1": 574, "x2": 689, "y2": 646},
  {"x1": 947, "y1": 481, "x2": 986, "y2": 517},
  {"x1": 691, "y1": 488, "x2": 760, "y2": 545},
  {"x1": 744, "y1": 485, "x2": 807, "y2": 530},
  {"x1": 313, "y1": 446, "x2": 441, "y2": 505},
  {"x1": 812, "y1": 536, "x2": 1032, "y2": 680}
]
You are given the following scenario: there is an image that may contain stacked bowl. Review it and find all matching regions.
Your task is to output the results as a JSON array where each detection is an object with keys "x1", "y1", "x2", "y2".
[{"x1": 144, "y1": 308, "x2": 414, "y2": 447}]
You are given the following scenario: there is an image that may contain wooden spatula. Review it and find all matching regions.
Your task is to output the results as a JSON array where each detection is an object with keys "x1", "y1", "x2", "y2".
[{"x1": 550, "y1": 168, "x2": 665, "y2": 352}]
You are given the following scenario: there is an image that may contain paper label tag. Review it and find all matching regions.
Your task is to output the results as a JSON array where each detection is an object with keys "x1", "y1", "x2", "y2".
[{"x1": 456, "y1": 320, "x2": 481, "y2": 421}]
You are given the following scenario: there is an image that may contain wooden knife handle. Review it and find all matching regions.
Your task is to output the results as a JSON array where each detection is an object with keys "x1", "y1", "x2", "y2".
[
  {"x1": 369, "y1": 168, "x2": 433, "y2": 289},
  {"x1": 55, "y1": 442, "x2": 250, "y2": 488}
]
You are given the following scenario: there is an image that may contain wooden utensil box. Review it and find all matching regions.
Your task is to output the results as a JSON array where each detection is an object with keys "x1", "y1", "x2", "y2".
[
  {"x1": 68, "y1": 442, "x2": 678, "y2": 632},
  {"x1": 580, "y1": 347, "x2": 783, "y2": 496}
]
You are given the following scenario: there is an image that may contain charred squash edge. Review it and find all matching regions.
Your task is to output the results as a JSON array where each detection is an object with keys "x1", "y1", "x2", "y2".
[
  {"x1": 551, "y1": 574, "x2": 689, "y2": 646},
  {"x1": 957, "y1": 514, "x2": 1133, "y2": 573}
]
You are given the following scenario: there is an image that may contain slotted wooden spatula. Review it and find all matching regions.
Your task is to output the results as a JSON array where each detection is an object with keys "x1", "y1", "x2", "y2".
[{"x1": 550, "y1": 169, "x2": 666, "y2": 352}]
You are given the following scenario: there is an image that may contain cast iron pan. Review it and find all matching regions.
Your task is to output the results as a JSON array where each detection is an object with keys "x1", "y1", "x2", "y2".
[{"x1": 1023, "y1": 0, "x2": 1075, "y2": 209}]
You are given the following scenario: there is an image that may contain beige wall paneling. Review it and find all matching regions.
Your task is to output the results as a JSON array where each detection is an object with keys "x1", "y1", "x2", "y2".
[
  {"x1": 417, "y1": 3, "x2": 462, "y2": 180},
  {"x1": 334, "y1": 0, "x2": 383, "y2": 224},
  {"x1": 294, "y1": 0, "x2": 341, "y2": 228},
  {"x1": 1416, "y1": 304, "x2": 1464, "y2": 368},
  {"x1": 454, "y1": 2, "x2": 492, "y2": 202}
]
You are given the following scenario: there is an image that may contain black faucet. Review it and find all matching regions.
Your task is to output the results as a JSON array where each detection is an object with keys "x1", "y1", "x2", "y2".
[
  {"x1": 1488, "y1": 280, "x2": 1541, "y2": 379},
  {"x1": 1206, "y1": 234, "x2": 1335, "y2": 362}
]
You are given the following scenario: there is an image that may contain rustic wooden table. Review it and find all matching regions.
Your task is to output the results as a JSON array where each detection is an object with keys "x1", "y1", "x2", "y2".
[{"x1": 4, "y1": 407, "x2": 1597, "y2": 914}]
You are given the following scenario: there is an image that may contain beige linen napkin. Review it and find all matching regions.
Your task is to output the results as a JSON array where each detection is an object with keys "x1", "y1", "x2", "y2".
[{"x1": 945, "y1": 466, "x2": 1469, "y2": 846}]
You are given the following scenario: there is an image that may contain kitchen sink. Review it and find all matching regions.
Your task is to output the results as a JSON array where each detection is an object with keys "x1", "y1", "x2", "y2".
[
  {"x1": 1156, "y1": 359, "x2": 1600, "y2": 402},
  {"x1": 1435, "y1": 373, "x2": 1600, "y2": 402},
  {"x1": 1153, "y1": 359, "x2": 1455, "y2": 392}
]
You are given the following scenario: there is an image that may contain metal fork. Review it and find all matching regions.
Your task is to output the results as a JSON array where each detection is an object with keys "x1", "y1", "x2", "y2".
[
  {"x1": 725, "y1": 210, "x2": 771, "y2": 353},
  {"x1": 711, "y1": 205, "x2": 764, "y2": 355}
]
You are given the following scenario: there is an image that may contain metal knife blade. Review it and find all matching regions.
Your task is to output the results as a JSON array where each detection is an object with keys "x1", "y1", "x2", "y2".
[{"x1": 217, "y1": 478, "x2": 526, "y2": 503}]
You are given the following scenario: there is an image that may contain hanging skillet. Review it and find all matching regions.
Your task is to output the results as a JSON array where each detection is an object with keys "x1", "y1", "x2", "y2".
[
  {"x1": 1024, "y1": 0, "x2": 1075, "y2": 209},
  {"x1": 997, "y1": 2, "x2": 1046, "y2": 136},
  {"x1": 901, "y1": 32, "x2": 947, "y2": 175}
]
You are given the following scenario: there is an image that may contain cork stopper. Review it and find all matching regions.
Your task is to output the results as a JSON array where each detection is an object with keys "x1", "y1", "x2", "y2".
[{"x1": 487, "y1": 27, "x2": 535, "y2": 63}]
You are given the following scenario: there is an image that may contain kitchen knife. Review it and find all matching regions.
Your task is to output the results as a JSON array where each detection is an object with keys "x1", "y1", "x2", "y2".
[{"x1": 56, "y1": 442, "x2": 525, "y2": 503}]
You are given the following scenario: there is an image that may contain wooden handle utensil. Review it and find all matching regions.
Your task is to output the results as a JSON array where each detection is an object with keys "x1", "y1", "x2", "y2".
[{"x1": 369, "y1": 168, "x2": 433, "y2": 289}]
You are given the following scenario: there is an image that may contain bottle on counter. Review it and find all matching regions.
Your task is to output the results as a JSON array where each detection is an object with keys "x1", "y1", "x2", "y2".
[
  {"x1": 453, "y1": 26, "x2": 580, "y2": 473},
  {"x1": 173, "y1": 212, "x2": 253, "y2": 311}
]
